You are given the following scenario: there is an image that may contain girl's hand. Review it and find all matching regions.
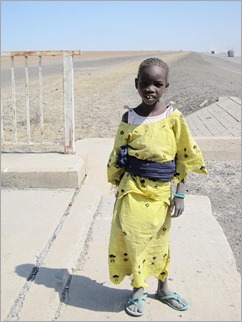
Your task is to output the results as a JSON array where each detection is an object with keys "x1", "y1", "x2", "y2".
[{"x1": 169, "y1": 197, "x2": 184, "y2": 217}]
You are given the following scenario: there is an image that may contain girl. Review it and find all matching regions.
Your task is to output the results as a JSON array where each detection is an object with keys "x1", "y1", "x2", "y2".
[{"x1": 107, "y1": 57, "x2": 208, "y2": 317}]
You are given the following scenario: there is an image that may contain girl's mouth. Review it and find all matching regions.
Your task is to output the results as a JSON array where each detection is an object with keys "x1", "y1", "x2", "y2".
[{"x1": 145, "y1": 95, "x2": 156, "y2": 100}]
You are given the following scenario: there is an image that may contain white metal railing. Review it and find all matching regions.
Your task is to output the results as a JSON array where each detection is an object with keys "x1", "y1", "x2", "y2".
[{"x1": 1, "y1": 50, "x2": 82, "y2": 154}]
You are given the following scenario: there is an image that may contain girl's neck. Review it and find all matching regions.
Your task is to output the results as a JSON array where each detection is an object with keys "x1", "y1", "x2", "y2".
[{"x1": 135, "y1": 101, "x2": 166, "y2": 117}]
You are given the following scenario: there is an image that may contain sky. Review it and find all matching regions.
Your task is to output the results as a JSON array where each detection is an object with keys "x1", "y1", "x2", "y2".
[{"x1": 1, "y1": 1, "x2": 241, "y2": 54}]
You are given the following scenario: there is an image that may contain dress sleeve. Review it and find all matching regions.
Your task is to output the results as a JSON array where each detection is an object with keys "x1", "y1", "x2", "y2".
[
  {"x1": 107, "y1": 122, "x2": 130, "y2": 186},
  {"x1": 173, "y1": 113, "x2": 208, "y2": 183}
]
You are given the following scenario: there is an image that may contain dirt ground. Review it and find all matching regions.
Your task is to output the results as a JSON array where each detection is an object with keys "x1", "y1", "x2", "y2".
[{"x1": 1, "y1": 51, "x2": 241, "y2": 272}]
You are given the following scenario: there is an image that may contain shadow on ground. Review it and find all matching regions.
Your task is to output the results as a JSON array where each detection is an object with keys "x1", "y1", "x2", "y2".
[{"x1": 15, "y1": 264, "x2": 134, "y2": 313}]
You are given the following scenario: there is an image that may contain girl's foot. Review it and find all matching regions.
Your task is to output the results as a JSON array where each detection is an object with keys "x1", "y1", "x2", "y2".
[
  {"x1": 155, "y1": 289, "x2": 190, "y2": 310},
  {"x1": 156, "y1": 279, "x2": 190, "y2": 310},
  {"x1": 125, "y1": 287, "x2": 147, "y2": 316}
]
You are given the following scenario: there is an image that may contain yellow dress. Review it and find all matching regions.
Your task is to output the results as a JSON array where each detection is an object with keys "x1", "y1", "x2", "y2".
[{"x1": 107, "y1": 109, "x2": 208, "y2": 288}]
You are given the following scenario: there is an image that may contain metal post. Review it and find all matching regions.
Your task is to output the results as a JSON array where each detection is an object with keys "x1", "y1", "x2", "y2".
[
  {"x1": 1, "y1": 97, "x2": 3, "y2": 142},
  {"x1": 38, "y1": 55, "x2": 44, "y2": 135},
  {"x1": 63, "y1": 52, "x2": 75, "y2": 154},
  {"x1": 11, "y1": 56, "x2": 17, "y2": 142},
  {"x1": 24, "y1": 56, "x2": 31, "y2": 142},
  {"x1": 1, "y1": 50, "x2": 81, "y2": 152}
]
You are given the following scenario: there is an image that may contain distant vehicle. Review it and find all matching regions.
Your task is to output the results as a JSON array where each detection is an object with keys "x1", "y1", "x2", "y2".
[
  {"x1": 227, "y1": 50, "x2": 234, "y2": 57},
  {"x1": 211, "y1": 50, "x2": 215, "y2": 54}
]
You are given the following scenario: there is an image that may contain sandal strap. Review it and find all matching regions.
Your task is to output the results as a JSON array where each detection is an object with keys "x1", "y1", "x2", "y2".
[
  {"x1": 127, "y1": 293, "x2": 148, "y2": 307},
  {"x1": 159, "y1": 292, "x2": 181, "y2": 303}
]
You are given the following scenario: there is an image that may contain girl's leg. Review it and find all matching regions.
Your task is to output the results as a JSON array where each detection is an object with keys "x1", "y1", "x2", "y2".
[{"x1": 156, "y1": 278, "x2": 189, "y2": 309}]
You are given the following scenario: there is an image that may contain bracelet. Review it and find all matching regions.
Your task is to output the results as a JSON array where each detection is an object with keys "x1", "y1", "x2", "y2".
[{"x1": 173, "y1": 193, "x2": 185, "y2": 199}]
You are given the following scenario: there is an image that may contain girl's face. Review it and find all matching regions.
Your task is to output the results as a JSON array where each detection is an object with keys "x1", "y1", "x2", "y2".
[{"x1": 135, "y1": 65, "x2": 169, "y2": 106}]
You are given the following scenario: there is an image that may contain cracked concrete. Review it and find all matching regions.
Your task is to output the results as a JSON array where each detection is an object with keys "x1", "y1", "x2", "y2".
[
  {"x1": 2, "y1": 138, "x2": 240, "y2": 321},
  {"x1": 53, "y1": 196, "x2": 105, "y2": 320},
  {"x1": 3, "y1": 188, "x2": 81, "y2": 321}
]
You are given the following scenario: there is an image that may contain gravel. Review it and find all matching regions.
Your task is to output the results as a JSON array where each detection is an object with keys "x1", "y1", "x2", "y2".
[
  {"x1": 164, "y1": 52, "x2": 241, "y2": 115},
  {"x1": 164, "y1": 53, "x2": 241, "y2": 273}
]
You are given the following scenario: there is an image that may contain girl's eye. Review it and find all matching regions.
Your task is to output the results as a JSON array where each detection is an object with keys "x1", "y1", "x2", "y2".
[
  {"x1": 139, "y1": 81, "x2": 164, "y2": 88},
  {"x1": 139, "y1": 82, "x2": 148, "y2": 87},
  {"x1": 155, "y1": 83, "x2": 164, "y2": 87}
]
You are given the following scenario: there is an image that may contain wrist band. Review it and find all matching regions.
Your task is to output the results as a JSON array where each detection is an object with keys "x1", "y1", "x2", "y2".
[{"x1": 173, "y1": 193, "x2": 185, "y2": 199}]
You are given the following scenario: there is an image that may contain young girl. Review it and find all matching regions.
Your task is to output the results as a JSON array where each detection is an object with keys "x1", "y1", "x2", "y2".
[{"x1": 107, "y1": 57, "x2": 208, "y2": 317}]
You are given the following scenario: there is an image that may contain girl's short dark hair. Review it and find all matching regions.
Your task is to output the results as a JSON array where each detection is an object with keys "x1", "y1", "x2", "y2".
[{"x1": 137, "y1": 57, "x2": 169, "y2": 80}]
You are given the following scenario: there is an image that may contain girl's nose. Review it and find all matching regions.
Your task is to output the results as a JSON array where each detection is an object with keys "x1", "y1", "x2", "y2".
[{"x1": 145, "y1": 85, "x2": 154, "y2": 92}]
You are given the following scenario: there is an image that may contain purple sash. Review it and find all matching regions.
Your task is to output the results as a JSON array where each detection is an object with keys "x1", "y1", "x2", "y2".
[{"x1": 116, "y1": 146, "x2": 175, "y2": 182}]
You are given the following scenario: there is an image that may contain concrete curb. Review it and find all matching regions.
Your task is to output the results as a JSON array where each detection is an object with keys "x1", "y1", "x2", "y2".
[
  {"x1": 195, "y1": 137, "x2": 241, "y2": 161},
  {"x1": 1, "y1": 136, "x2": 240, "y2": 189},
  {"x1": 1, "y1": 153, "x2": 87, "y2": 189}
]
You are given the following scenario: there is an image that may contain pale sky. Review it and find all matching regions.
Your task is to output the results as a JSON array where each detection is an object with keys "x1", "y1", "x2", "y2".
[{"x1": 1, "y1": 1, "x2": 241, "y2": 54}]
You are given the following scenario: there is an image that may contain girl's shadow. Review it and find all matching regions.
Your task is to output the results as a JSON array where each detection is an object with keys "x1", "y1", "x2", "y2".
[{"x1": 15, "y1": 264, "x2": 132, "y2": 313}]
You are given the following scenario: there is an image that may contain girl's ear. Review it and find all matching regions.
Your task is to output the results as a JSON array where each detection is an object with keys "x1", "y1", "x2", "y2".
[
  {"x1": 135, "y1": 78, "x2": 138, "y2": 89},
  {"x1": 165, "y1": 83, "x2": 169, "y2": 92}
]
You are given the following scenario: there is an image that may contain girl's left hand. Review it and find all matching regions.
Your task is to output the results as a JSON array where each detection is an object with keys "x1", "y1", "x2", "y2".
[{"x1": 169, "y1": 197, "x2": 184, "y2": 217}]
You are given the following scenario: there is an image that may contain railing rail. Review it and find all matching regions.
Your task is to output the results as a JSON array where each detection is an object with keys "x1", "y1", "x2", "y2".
[{"x1": 1, "y1": 50, "x2": 82, "y2": 154}]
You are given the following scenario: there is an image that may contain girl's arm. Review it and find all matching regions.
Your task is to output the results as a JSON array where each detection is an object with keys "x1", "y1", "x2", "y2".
[
  {"x1": 170, "y1": 180, "x2": 185, "y2": 217},
  {"x1": 176, "y1": 180, "x2": 185, "y2": 194},
  {"x1": 107, "y1": 118, "x2": 129, "y2": 186}
]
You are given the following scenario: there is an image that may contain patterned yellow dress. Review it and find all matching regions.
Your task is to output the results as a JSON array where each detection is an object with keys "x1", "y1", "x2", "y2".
[{"x1": 107, "y1": 108, "x2": 208, "y2": 288}]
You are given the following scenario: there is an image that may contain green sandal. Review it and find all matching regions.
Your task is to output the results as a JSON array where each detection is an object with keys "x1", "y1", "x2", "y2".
[
  {"x1": 155, "y1": 292, "x2": 190, "y2": 311},
  {"x1": 125, "y1": 293, "x2": 148, "y2": 317}
]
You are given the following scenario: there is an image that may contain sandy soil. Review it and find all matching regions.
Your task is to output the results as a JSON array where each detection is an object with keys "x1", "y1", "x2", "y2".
[
  {"x1": 1, "y1": 51, "x2": 187, "y2": 145},
  {"x1": 1, "y1": 51, "x2": 241, "y2": 272}
]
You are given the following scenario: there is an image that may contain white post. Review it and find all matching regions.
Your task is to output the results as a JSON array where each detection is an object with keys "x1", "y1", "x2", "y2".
[
  {"x1": 38, "y1": 55, "x2": 44, "y2": 135},
  {"x1": 63, "y1": 52, "x2": 75, "y2": 154},
  {"x1": 1, "y1": 97, "x2": 3, "y2": 142},
  {"x1": 11, "y1": 56, "x2": 17, "y2": 142},
  {"x1": 24, "y1": 56, "x2": 31, "y2": 142}
]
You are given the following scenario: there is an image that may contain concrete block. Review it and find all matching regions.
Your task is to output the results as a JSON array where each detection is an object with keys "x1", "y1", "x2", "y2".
[{"x1": 1, "y1": 153, "x2": 87, "y2": 188}]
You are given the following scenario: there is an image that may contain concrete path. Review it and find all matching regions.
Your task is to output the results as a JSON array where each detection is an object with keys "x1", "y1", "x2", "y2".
[
  {"x1": 1, "y1": 97, "x2": 241, "y2": 321},
  {"x1": 1, "y1": 139, "x2": 112, "y2": 321},
  {"x1": 56, "y1": 194, "x2": 240, "y2": 322},
  {"x1": 186, "y1": 96, "x2": 241, "y2": 137}
]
